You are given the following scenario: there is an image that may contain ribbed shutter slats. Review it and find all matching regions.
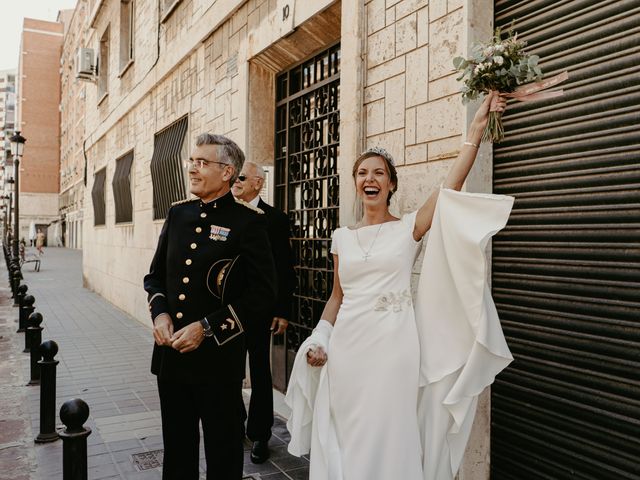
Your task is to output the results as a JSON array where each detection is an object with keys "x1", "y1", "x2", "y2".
[{"x1": 491, "y1": 1, "x2": 640, "y2": 478}]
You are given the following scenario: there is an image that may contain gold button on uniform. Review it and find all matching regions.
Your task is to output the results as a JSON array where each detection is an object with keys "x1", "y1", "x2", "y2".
[
  {"x1": 185, "y1": 259, "x2": 192, "y2": 265},
  {"x1": 195, "y1": 227, "x2": 202, "y2": 233},
  {"x1": 182, "y1": 277, "x2": 190, "y2": 284},
  {"x1": 176, "y1": 312, "x2": 183, "y2": 319},
  {"x1": 178, "y1": 294, "x2": 186, "y2": 301},
  {"x1": 200, "y1": 212, "x2": 207, "y2": 218},
  {"x1": 190, "y1": 243, "x2": 197, "y2": 249}
]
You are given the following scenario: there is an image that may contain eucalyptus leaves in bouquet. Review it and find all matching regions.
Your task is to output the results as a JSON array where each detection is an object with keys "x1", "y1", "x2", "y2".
[{"x1": 453, "y1": 28, "x2": 543, "y2": 143}]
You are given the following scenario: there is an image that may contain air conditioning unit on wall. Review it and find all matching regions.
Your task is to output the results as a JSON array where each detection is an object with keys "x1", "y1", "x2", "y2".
[{"x1": 75, "y1": 48, "x2": 96, "y2": 81}]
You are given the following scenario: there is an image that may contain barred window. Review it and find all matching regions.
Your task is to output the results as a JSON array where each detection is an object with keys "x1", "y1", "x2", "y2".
[
  {"x1": 150, "y1": 116, "x2": 188, "y2": 220},
  {"x1": 92, "y1": 168, "x2": 106, "y2": 226},
  {"x1": 112, "y1": 150, "x2": 134, "y2": 223}
]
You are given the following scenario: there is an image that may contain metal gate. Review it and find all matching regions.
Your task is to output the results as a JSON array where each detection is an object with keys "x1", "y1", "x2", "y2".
[
  {"x1": 491, "y1": 1, "x2": 640, "y2": 478},
  {"x1": 272, "y1": 44, "x2": 340, "y2": 391}
]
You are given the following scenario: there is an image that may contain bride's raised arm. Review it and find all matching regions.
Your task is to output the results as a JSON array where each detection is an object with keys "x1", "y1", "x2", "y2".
[{"x1": 412, "y1": 91, "x2": 506, "y2": 241}]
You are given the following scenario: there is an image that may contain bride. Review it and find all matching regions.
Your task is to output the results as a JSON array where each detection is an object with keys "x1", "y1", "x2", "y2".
[{"x1": 286, "y1": 91, "x2": 511, "y2": 480}]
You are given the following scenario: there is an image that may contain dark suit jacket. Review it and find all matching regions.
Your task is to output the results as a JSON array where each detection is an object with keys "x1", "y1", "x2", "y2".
[
  {"x1": 258, "y1": 198, "x2": 296, "y2": 321},
  {"x1": 143, "y1": 192, "x2": 276, "y2": 384}
]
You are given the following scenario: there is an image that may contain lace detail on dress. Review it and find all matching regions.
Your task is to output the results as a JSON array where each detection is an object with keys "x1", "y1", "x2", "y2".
[{"x1": 374, "y1": 289, "x2": 412, "y2": 312}]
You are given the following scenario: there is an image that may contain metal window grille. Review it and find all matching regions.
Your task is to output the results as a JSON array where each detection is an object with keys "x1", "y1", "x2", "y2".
[
  {"x1": 112, "y1": 150, "x2": 134, "y2": 223},
  {"x1": 91, "y1": 168, "x2": 106, "y2": 226},
  {"x1": 272, "y1": 43, "x2": 341, "y2": 390},
  {"x1": 150, "y1": 116, "x2": 188, "y2": 220}
]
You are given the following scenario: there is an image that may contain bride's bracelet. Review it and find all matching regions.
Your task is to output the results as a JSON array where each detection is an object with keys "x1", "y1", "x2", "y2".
[{"x1": 463, "y1": 141, "x2": 479, "y2": 148}]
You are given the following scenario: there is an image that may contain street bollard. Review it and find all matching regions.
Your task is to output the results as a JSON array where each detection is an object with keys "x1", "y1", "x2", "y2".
[
  {"x1": 8, "y1": 262, "x2": 15, "y2": 286},
  {"x1": 16, "y1": 284, "x2": 28, "y2": 332},
  {"x1": 59, "y1": 399, "x2": 92, "y2": 480},
  {"x1": 27, "y1": 313, "x2": 44, "y2": 385},
  {"x1": 10, "y1": 260, "x2": 22, "y2": 299},
  {"x1": 21, "y1": 295, "x2": 35, "y2": 352},
  {"x1": 11, "y1": 270, "x2": 21, "y2": 303},
  {"x1": 35, "y1": 340, "x2": 60, "y2": 443}
]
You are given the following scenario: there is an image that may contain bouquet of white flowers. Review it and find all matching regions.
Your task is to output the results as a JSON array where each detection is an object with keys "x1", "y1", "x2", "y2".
[{"x1": 453, "y1": 28, "x2": 568, "y2": 143}]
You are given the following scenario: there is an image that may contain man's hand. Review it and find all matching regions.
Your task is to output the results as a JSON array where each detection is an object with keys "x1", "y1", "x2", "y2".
[
  {"x1": 306, "y1": 345, "x2": 327, "y2": 367},
  {"x1": 270, "y1": 317, "x2": 288, "y2": 335},
  {"x1": 170, "y1": 322, "x2": 205, "y2": 353},
  {"x1": 153, "y1": 313, "x2": 174, "y2": 346}
]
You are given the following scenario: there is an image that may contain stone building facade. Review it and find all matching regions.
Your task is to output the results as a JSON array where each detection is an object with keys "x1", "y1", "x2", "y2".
[
  {"x1": 0, "y1": 69, "x2": 17, "y2": 215},
  {"x1": 66, "y1": 0, "x2": 494, "y2": 475},
  {"x1": 60, "y1": 6, "x2": 89, "y2": 249},
  {"x1": 17, "y1": 19, "x2": 65, "y2": 244},
  {"x1": 0, "y1": 69, "x2": 17, "y2": 162}
]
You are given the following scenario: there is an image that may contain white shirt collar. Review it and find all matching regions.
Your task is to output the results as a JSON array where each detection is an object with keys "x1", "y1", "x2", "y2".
[{"x1": 249, "y1": 195, "x2": 261, "y2": 207}]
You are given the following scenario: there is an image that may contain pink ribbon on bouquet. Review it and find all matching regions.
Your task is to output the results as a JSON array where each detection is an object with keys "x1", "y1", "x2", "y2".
[{"x1": 503, "y1": 71, "x2": 569, "y2": 102}]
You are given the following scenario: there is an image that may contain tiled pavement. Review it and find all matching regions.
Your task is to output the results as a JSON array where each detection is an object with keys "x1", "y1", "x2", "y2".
[{"x1": 8, "y1": 247, "x2": 309, "y2": 480}]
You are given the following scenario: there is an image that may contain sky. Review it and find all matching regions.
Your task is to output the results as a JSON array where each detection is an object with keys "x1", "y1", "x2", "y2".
[{"x1": 0, "y1": 0, "x2": 79, "y2": 71}]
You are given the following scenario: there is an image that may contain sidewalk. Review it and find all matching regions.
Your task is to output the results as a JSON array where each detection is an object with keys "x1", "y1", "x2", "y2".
[{"x1": 3, "y1": 247, "x2": 308, "y2": 480}]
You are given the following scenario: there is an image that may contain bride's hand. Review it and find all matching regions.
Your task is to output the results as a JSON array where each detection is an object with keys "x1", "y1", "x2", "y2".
[
  {"x1": 471, "y1": 91, "x2": 507, "y2": 131},
  {"x1": 306, "y1": 346, "x2": 327, "y2": 367}
]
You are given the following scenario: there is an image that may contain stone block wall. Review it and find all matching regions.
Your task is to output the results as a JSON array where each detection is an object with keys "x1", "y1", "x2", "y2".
[
  {"x1": 363, "y1": 0, "x2": 467, "y2": 215},
  {"x1": 60, "y1": 2, "x2": 89, "y2": 249}
]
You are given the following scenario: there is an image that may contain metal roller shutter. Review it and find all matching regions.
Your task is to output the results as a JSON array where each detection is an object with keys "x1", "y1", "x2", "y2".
[{"x1": 491, "y1": 1, "x2": 640, "y2": 478}]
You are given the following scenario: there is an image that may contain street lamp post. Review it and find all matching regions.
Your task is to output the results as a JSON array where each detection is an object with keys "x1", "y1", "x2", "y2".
[
  {"x1": 0, "y1": 196, "x2": 9, "y2": 243},
  {"x1": 8, "y1": 192, "x2": 13, "y2": 246},
  {"x1": 9, "y1": 132, "x2": 26, "y2": 260}
]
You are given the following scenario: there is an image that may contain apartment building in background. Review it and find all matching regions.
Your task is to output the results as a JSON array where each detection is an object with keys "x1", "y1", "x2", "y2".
[
  {"x1": 0, "y1": 69, "x2": 17, "y2": 162},
  {"x1": 0, "y1": 69, "x2": 17, "y2": 207},
  {"x1": 16, "y1": 18, "x2": 65, "y2": 244}
]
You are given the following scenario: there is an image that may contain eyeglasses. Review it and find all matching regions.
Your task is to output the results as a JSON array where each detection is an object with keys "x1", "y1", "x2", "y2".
[
  {"x1": 236, "y1": 174, "x2": 264, "y2": 182},
  {"x1": 185, "y1": 159, "x2": 229, "y2": 170}
]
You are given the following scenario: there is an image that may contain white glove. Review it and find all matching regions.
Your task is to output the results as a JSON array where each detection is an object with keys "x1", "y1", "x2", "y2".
[{"x1": 306, "y1": 319, "x2": 333, "y2": 367}]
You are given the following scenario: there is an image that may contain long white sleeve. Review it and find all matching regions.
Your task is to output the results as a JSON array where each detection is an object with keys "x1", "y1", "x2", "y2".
[{"x1": 414, "y1": 188, "x2": 515, "y2": 479}]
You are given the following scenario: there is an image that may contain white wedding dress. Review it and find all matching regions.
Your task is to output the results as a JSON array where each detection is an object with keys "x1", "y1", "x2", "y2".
[
  {"x1": 327, "y1": 212, "x2": 424, "y2": 480},
  {"x1": 285, "y1": 188, "x2": 515, "y2": 480}
]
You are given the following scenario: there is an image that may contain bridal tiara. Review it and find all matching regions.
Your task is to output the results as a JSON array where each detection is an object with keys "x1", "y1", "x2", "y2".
[{"x1": 364, "y1": 146, "x2": 395, "y2": 166}]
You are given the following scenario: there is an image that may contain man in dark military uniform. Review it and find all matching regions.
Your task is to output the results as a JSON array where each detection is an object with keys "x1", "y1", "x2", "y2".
[
  {"x1": 144, "y1": 134, "x2": 276, "y2": 480},
  {"x1": 232, "y1": 161, "x2": 296, "y2": 463}
]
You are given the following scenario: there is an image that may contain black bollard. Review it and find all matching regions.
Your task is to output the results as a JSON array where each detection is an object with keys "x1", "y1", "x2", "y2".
[
  {"x1": 8, "y1": 262, "x2": 15, "y2": 286},
  {"x1": 35, "y1": 340, "x2": 60, "y2": 443},
  {"x1": 27, "y1": 313, "x2": 44, "y2": 385},
  {"x1": 11, "y1": 270, "x2": 21, "y2": 303},
  {"x1": 10, "y1": 260, "x2": 22, "y2": 296},
  {"x1": 59, "y1": 399, "x2": 92, "y2": 480},
  {"x1": 21, "y1": 295, "x2": 35, "y2": 352},
  {"x1": 16, "y1": 284, "x2": 28, "y2": 332}
]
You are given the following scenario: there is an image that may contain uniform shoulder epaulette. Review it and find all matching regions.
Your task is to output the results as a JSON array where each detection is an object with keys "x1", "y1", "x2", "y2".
[
  {"x1": 234, "y1": 198, "x2": 264, "y2": 214},
  {"x1": 171, "y1": 198, "x2": 198, "y2": 207}
]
